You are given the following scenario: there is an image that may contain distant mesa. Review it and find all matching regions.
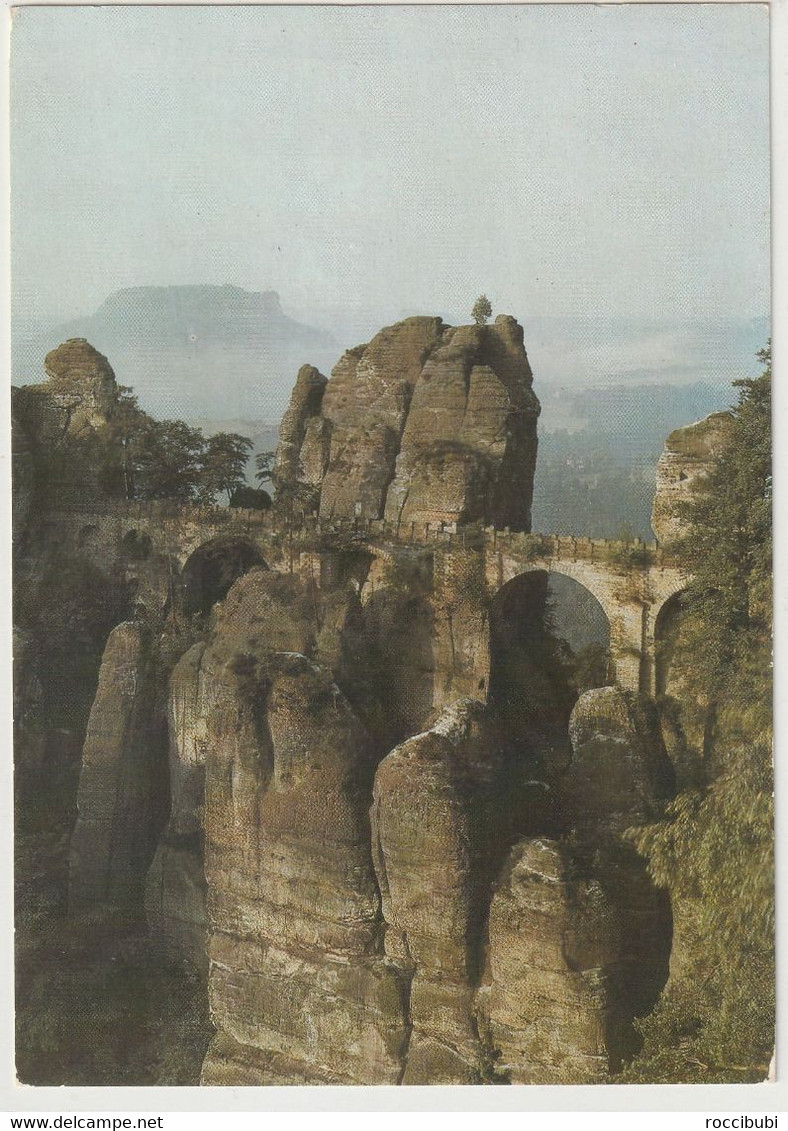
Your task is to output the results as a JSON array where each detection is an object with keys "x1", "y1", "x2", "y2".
[
  {"x1": 57, "y1": 285, "x2": 335, "y2": 349},
  {"x1": 14, "y1": 285, "x2": 339, "y2": 423}
]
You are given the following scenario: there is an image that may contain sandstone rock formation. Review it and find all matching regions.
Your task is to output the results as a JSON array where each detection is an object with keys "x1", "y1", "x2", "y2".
[
  {"x1": 201, "y1": 650, "x2": 407, "y2": 1085},
  {"x1": 560, "y1": 687, "x2": 674, "y2": 1046},
  {"x1": 13, "y1": 339, "x2": 119, "y2": 450},
  {"x1": 129, "y1": 541, "x2": 679, "y2": 1088},
  {"x1": 275, "y1": 315, "x2": 540, "y2": 530},
  {"x1": 384, "y1": 317, "x2": 540, "y2": 530},
  {"x1": 42, "y1": 338, "x2": 119, "y2": 434},
  {"x1": 147, "y1": 568, "x2": 405, "y2": 1084},
  {"x1": 145, "y1": 642, "x2": 212, "y2": 968},
  {"x1": 55, "y1": 533, "x2": 679, "y2": 1086},
  {"x1": 12, "y1": 338, "x2": 123, "y2": 505},
  {"x1": 562, "y1": 686, "x2": 674, "y2": 840},
  {"x1": 479, "y1": 838, "x2": 616, "y2": 1084},
  {"x1": 69, "y1": 622, "x2": 168, "y2": 913},
  {"x1": 204, "y1": 659, "x2": 409, "y2": 1085},
  {"x1": 16, "y1": 317, "x2": 708, "y2": 1087},
  {"x1": 274, "y1": 363, "x2": 328, "y2": 494},
  {"x1": 370, "y1": 700, "x2": 500, "y2": 1084},
  {"x1": 651, "y1": 411, "x2": 732, "y2": 544}
]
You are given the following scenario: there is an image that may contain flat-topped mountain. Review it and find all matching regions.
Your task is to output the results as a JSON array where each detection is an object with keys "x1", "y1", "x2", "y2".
[
  {"x1": 14, "y1": 285, "x2": 339, "y2": 423},
  {"x1": 55, "y1": 285, "x2": 333, "y2": 349}
]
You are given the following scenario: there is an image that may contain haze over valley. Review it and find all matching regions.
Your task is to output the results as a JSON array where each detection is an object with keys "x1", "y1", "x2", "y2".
[{"x1": 13, "y1": 283, "x2": 763, "y2": 539}]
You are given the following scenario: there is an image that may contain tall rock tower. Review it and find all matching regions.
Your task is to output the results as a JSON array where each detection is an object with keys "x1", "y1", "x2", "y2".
[{"x1": 275, "y1": 314, "x2": 541, "y2": 531}]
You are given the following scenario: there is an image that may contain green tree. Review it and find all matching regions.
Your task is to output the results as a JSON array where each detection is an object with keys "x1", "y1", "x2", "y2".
[
  {"x1": 197, "y1": 432, "x2": 253, "y2": 504},
  {"x1": 254, "y1": 450, "x2": 277, "y2": 487},
  {"x1": 108, "y1": 385, "x2": 152, "y2": 500},
  {"x1": 131, "y1": 419, "x2": 206, "y2": 502},
  {"x1": 623, "y1": 345, "x2": 773, "y2": 1082},
  {"x1": 471, "y1": 294, "x2": 492, "y2": 325},
  {"x1": 256, "y1": 448, "x2": 316, "y2": 518},
  {"x1": 660, "y1": 343, "x2": 772, "y2": 703}
]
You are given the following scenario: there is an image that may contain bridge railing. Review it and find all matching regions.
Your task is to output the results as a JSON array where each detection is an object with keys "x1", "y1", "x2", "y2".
[
  {"x1": 47, "y1": 498, "x2": 276, "y2": 527},
  {"x1": 43, "y1": 501, "x2": 680, "y2": 569}
]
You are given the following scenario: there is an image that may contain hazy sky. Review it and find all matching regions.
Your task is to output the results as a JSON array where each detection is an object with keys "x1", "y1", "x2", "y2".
[{"x1": 11, "y1": 4, "x2": 769, "y2": 342}]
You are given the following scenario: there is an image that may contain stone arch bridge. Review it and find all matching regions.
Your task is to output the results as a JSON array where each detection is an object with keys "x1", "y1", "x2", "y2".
[{"x1": 47, "y1": 500, "x2": 685, "y2": 696}]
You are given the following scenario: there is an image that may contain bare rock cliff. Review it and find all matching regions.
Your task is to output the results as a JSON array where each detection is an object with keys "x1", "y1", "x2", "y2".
[
  {"x1": 370, "y1": 700, "x2": 500, "y2": 1084},
  {"x1": 14, "y1": 338, "x2": 120, "y2": 447},
  {"x1": 145, "y1": 641, "x2": 213, "y2": 969},
  {"x1": 69, "y1": 622, "x2": 168, "y2": 913},
  {"x1": 170, "y1": 569, "x2": 408, "y2": 1085},
  {"x1": 651, "y1": 411, "x2": 732, "y2": 544},
  {"x1": 275, "y1": 315, "x2": 540, "y2": 530},
  {"x1": 479, "y1": 838, "x2": 616, "y2": 1084},
  {"x1": 42, "y1": 338, "x2": 119, "y2": 432}
]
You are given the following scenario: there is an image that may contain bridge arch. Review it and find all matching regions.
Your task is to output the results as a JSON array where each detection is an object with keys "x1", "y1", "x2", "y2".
[
  {"x1": 178, "y1": 534, "x2": 268, "y2": 617},
  {"x1": 652, "y1": 588, "x2": 689, "y2": 698},
  {"x1": 495, "y1": 556, "x2": 617, "y2": 619},
  {"x1": 487, "y1": 570, "x2": 612, "y2": 763},
  {"x1": 492, "y1": 554, "x2": 647, "y2": 690}
]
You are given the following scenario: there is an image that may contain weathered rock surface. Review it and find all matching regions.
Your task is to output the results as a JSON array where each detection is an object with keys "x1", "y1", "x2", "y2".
[
  {"x1": 42, "y1": 338, "x2": 119, "y2": 433},
  {"x1": 315, "y1": 317, "x2": 445, "y2": 522},
  {"x1": 22, "y1": 319, "x2": 696, "y2": 1086},
  {"x1": 188, "y1": 568, "x2": 678, "y2": 1086},
  {"x1": 14, "y1": 338, "x2": 119, "y2": 450},
  {"x1": 12, "y1": 338, "x2": 123, "y2": 504},
  {"x1": 274, "y1": 363, "x2": 328, "y2": 493},
  {"x1": 69, "y1": 622, "x2": 168, "y2": 913},
  {"x1": 276, "y1": 314, "x2": 539, "y2": 530},
  {"x1": 479, "y1": 838, "x2": 616, "y2": 1084},
  {"x1": 370, "y1": 700, "x2": 501, "y2": 1083},
  {"x1": 203, "y1": 653, "x2": 407, "y2": 1084},
  {"x1": 145, "y1": 642, "x2": 212, "y2": 968},
  {"x1": 146, "y1": 564, "x2": 375, "y2": 975},
  {"x1": 651, "y1": 411, "x2": 732, "y2": 544},
  {"x1": 11, "y1": 627, "x2": 47, "y2": 783},
  {"x1": 430, "y1": 547, "x2": 493, "y2": 713},
  {"x1": 562, "y1": 686, "x2": 674, "y2": 839},
  {"x1": 385, "y1": 317, "x2": 540, "y2": 530},
  {"x1": 175, "y1": 568, "x2": 407, "y2": 1084},
  {"x1": 560, "y1": 687, "x2": 674, "y2": 1044}
]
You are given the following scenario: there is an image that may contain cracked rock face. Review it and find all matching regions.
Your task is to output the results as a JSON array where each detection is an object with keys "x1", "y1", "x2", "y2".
[
  {"x1": 202, "y1": 653, "x2": 408, "y2": 1085},
  {"x1": 563, "y1": 686, "x2": 674, "y2": 839},
  {"x1": 560, "y1": 687, "x2": 674, "y2": 1048},
  {"x1": 479, "y1": 838, "x2": 616, "y2": 1084},
  {"x1": 370, "y1": 700, "x2": 501, "y2": 1084},
  {"x1": 275, "y1": 315, "x2": 540, "y2": 531},
  {"x1": 42, "y1": 338, "x2": 120, "y2": 438},
  {"x1": 69, "y1": 622, "x2": 168, "y2": 914},
  {"x1": 63, "y1": 546, "x2": 678, "y2": 1088},
  {"x1": 651, "y1": 411, "x2": 732, "y2": 544},
  {"x1": 11, "y1": 394, "x2": 34, "y2": 545},
  {"x1": 145, "y1": 642, "x2": 213, "y2": 969},
  {"x1": 171, "y1": 569, "x2": 408, "y2": 1084}
]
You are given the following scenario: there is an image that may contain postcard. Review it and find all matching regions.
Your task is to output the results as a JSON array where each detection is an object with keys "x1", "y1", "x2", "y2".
[{"x1": 7, "y1": 1, "x2": 775, "y2": 1101}]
